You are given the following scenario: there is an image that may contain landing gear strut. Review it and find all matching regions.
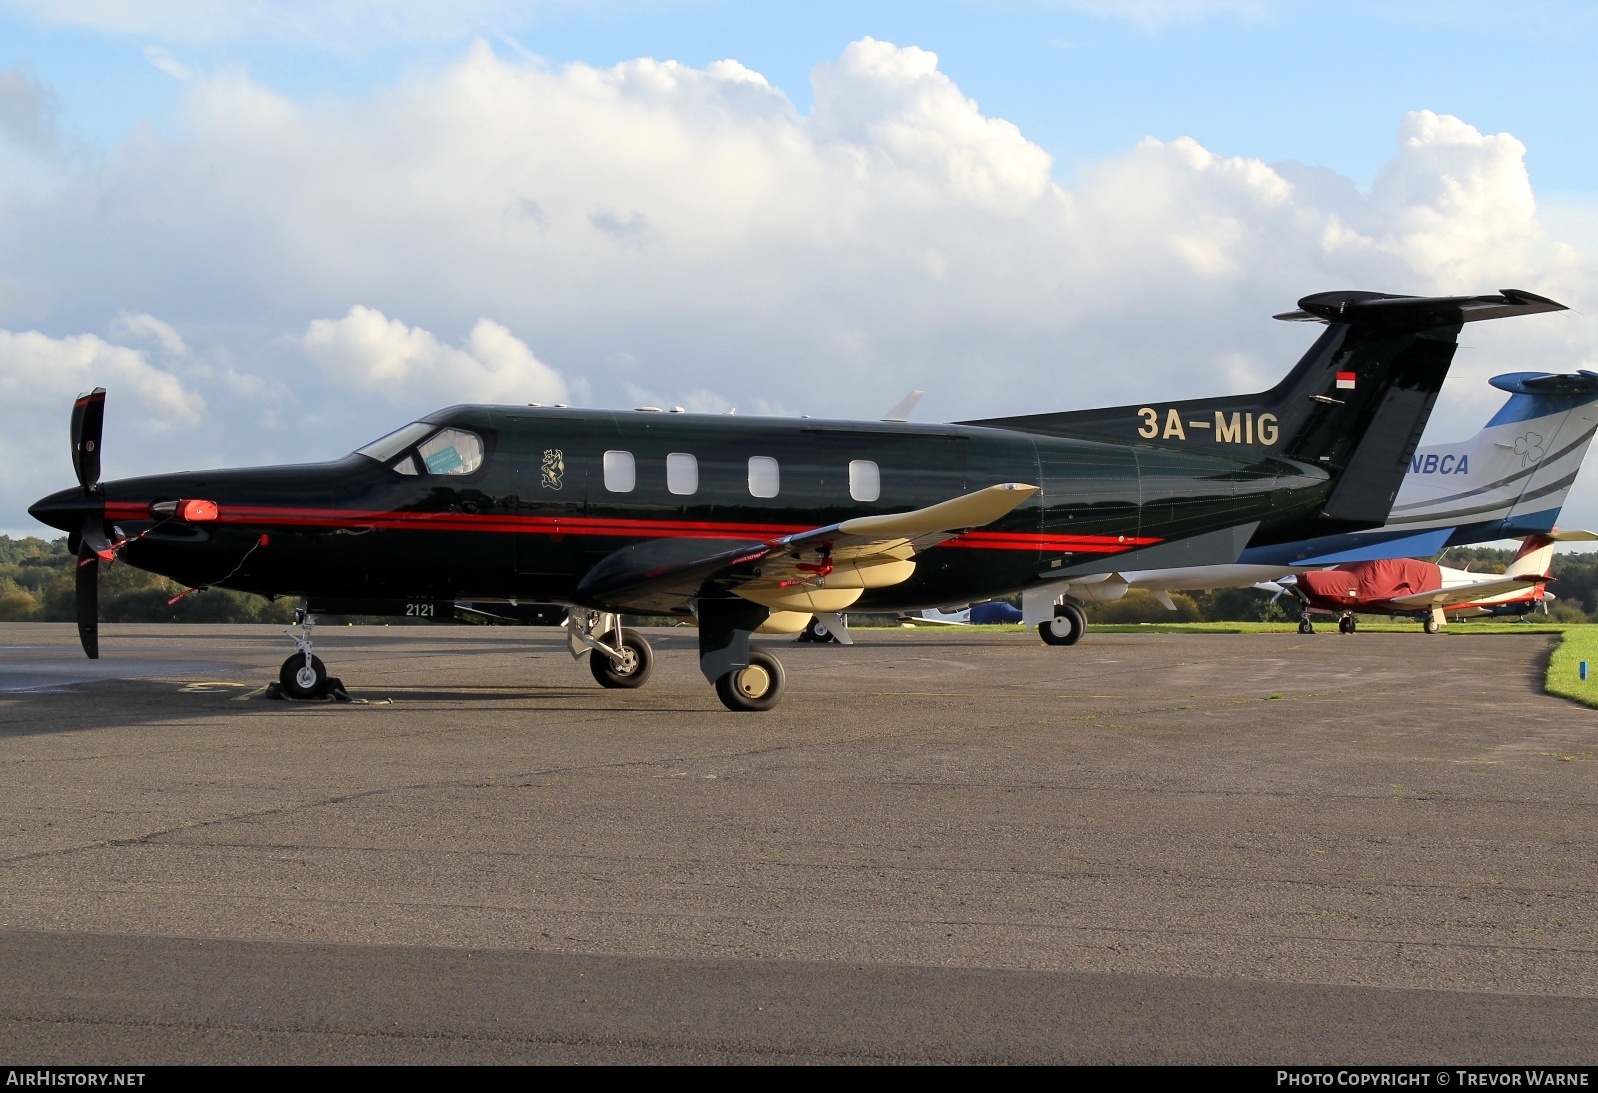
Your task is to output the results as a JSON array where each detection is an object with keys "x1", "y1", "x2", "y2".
[
  {"x1": 278, "y1": 605, "x2": 331, "y2": 698},
  {"x1": 568, "y1": 610, "x2": 655, "y2": 689}
]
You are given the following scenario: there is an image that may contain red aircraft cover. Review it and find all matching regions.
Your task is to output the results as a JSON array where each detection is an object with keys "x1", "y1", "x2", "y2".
[{"x1": 1298, "y1": 558, "x2": 1442, "y2": 607}]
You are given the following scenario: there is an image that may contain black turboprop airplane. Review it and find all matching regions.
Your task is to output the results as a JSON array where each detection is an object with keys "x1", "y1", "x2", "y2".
[{"x1": 30, "y1": 289, "x2": 1566, "y2": 710}]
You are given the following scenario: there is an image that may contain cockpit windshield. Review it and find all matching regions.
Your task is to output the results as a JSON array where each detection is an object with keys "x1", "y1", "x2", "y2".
[{"x1": 354, "y1": 422, "x2": 434, "y2": 463}]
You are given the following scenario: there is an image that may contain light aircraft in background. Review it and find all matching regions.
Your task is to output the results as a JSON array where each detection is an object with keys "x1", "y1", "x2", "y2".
[
  {"x1": 1006, "y1": 368, "x2": 1598, "y2": 645},
  {"x1": 897, "y1": 602, "x2": 1023, "y2": 627},
  {"x1": 30, "y1": 289, "x2": 1564, "y2": 709},
  {"x1": 1279, "y1": 530, "x2": 1598, "y2": 633}
]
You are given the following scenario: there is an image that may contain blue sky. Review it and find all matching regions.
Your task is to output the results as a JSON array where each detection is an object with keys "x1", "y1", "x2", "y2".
[
  {"x1": 2, "y1": 0, "x2": 1598, "y2": 539},
  {"x1": 9, "y1": 1, "x2": 1598, "y2": 194}
]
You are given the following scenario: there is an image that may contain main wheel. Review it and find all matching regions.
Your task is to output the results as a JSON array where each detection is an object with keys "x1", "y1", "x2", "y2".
[
  {"x1": 278, "y1": 653, "x2": 328, "y2": 699},
  {"x1": 1423, "y1": 616, "x2": 1441, "y2": 635},
  {"x1": 1297, "y1": 617, "x2": 1315, "y2": 635},
  {"x1": 714, "y1": 646, "x2": 785, "y2": 712},
  {"x1": 590, "y1": 629, "x2": 654, "y2": 688},
  {"x1": 1038, "y1": 603, "x2": 1086, "y2": 646},
  {"x1": 1338, "y1": 615, "x2": 1355, "y2": 634},
  {"x1": 798, "y1": 616, "x2": 837, "y2": 643}
]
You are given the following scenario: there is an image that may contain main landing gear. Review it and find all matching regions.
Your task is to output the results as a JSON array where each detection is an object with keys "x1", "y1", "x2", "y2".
[
  {"x1": 568, "y1": 605, "x2": 784, "y2": 711},
  {"x1": 1338, "y1": 613, "x2": 1358, "y2": 634},
  {"x1": 1038, "y1": 602, "x2": 1086, "y2": 646},
  {"x1": 1297, "y1": 616, "x2": 1315, "y2": 634},
  {"x1": 713, "y1": 647, "x2": 785, "y2": 711}
]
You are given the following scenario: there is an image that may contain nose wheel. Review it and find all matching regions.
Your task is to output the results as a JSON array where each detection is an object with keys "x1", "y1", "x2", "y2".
[
  {"x1": 589, "y1": 628, "x2": 655, "y2": 688},
  {"x1": 279, "y1": 653, "x2": 329, "y2": 699}
]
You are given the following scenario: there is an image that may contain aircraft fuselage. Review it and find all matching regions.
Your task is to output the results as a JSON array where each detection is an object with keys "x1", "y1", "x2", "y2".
[{"x1": 35, "y1": 406, "x2": 1333, "y2": 614}]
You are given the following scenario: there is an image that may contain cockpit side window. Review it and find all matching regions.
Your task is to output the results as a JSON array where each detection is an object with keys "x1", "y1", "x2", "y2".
[{"x1": 417, "y1": 428, "x2": 485, "y2": 475}]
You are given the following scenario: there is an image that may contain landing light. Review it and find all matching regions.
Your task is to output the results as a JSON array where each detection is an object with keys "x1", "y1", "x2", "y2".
[{"x1": 151, "y1": 498, "x2": 219, "y2": 522}]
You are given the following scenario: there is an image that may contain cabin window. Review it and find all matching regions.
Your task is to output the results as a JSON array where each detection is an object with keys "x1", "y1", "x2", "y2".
[
  {"x1": 393, "y1": 455, "x2": 419, "y2": 475},
  {"x1": 418, "y1": 428, "x2": 484, "y2": 475},
  {"x1": 849, "y1": 460, "x2": 880, "y2": 502},
  {"x1": 667, "y1": 452, "x2": 698, "y2": 496},
  {"x1": 748, "y1": 456, "x2": 780, "y2": 498},
  {"x1": 604, "y1": 450, "x2": 636, "y2": 493}
]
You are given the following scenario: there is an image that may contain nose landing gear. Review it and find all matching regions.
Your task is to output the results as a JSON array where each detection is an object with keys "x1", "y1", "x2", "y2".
[
  {"x1": 277, "y1": 606, "x2": 336, "y2": 699},
  {"x1": 568, "y1": 610, "x2": 656, "y2": 690}
]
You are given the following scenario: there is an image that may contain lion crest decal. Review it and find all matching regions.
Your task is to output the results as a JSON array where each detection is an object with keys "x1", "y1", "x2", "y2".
[{"x1": 540, "y1": 448, "x2": 565, "y2": 490}]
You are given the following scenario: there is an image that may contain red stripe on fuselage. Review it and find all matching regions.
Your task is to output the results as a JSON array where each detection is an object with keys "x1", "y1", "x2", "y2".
[{"x1": 109, "y1": 502, "x2": 1163, "y2": 554}]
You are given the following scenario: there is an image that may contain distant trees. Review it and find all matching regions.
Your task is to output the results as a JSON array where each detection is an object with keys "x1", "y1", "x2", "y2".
[
  {"x1": 0, "y1": 536, "x2": 296, "y2": 624},
  {"x1": 4, "y1": 533, "x2": 1596, "y2": 625}
]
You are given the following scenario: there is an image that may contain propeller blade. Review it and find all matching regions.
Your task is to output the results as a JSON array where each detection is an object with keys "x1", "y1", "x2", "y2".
[
  {"x1": 70, "y1": 387, "x2": 106, "y2": 494},
  {"x1": 80, "y1": 510, "x2": 113, "y2": 558},
  {"x1": 75, "y1": 542, "x2": 100, "y2": 660}
]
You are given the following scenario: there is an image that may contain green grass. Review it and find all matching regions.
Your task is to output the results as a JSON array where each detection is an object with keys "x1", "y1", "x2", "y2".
[{"x1": 1546, "y1": 625, "x2": 1598, "y2": 708}]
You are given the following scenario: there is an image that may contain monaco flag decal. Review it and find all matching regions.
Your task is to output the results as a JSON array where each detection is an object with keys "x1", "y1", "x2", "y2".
[{"x1": 1336, "y1": 371, "x2": 1357, "y2": 389}]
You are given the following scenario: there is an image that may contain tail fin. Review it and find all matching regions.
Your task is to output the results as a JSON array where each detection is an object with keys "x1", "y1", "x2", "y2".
[
  {"x1": 961, "y1": 289, "x2": 1567, "y2": 537},
  {"x1": 1385, "y1": 370, "x2": 1598, "y2": 538},
  {"x1": 1506, "y1": 534, "x2": 1558, "y2": 580},
  {"x1": 1507, "y1": 528, "x2": 1598, "y2": 580}
]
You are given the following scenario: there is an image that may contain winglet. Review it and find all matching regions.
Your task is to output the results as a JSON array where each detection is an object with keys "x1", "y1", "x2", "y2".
[{"x1": 838, "y1": 483, "x2": 1038, "y2": 538}]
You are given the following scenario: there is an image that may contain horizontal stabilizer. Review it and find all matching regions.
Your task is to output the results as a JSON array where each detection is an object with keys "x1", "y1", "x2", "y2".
[
  {"x1": 1275, "y1": 289, "x2": 1566, "y2": 327},
  {"x1": 1489, "y1": 370, "x2": 1598, "y2": 396}
]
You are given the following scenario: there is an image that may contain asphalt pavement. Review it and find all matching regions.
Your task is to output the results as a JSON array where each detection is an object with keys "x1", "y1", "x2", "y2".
[{"x1": 0, "y1": 622, "x2": 1592, "y2": 1064}]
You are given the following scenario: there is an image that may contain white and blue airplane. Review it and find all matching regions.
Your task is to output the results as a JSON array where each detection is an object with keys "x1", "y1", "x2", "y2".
[{"x1": 1017, "y1": 370, "x2": 1598, "y2": 643}]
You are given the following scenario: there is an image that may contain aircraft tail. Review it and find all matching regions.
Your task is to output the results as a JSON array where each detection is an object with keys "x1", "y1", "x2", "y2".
[
  {"x1": 1506, "y1": 534, "x2": 1558, "y2": 581},
  {"x1": 1383, "y1": 371, "x2": 1598, "y2": 539},
  {"x1": 961, "y1": 290, "x2": 1567, "y2": 538},
  {"x1": 1505, "y1": 528, "x2": 1598, "y2": 581}
]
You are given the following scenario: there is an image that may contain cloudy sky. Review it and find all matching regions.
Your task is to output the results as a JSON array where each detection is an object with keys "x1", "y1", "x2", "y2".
[{"x1": 4, "y1": 0, "x2": 1598, "y2": 537}]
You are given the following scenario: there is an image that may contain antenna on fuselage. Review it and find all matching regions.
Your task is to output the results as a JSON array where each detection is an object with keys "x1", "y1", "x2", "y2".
[{"x1": 883, "y1": 390, "x2": 925, "y2": 422}]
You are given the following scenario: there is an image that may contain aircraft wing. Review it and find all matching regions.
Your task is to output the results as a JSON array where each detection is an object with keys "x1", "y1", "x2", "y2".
[
  {"x1": 576, "y1": 483, "x2": 1039, "y2": 614},
  {"x1": 1384, "y1": 575, "x2": 1543, "y2": 609}
]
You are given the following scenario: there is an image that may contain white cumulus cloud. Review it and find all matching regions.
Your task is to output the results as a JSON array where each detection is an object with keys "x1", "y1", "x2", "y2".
[
  {"x1": 2, "y1": 37, "x2": 1597, "y2": 530},
  {"x1": 0, "y1": 327, "x2": 204, "y2": 522},
  {"x1": 302, "y1": 305, "x2": 569, "y2": 407}
]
